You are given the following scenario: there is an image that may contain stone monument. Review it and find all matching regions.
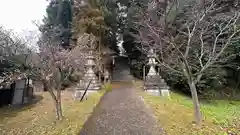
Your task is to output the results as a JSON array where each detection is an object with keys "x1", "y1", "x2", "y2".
[
  {"x1": 74, "y1": 50, "x2": 101, "y2": 100},
  {"x1": 144, "y1": 49, "x2": 170, "y2": 97}
]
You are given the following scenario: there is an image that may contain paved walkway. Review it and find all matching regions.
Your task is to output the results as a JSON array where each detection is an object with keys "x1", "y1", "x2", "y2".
[
  {"x1": 79, "y1": 82, "x2": 165, "y2": 135},
  {"x1": 112, "y1": 56, "x2": 133, "y2": 81}
]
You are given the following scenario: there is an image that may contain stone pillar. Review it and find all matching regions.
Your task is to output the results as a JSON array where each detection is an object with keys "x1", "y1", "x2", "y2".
[
  {"x1": 144, "y1": 49, "x2": 170, "y2": 97},
  {"x1": 74, "y1": 50, "x2": 101, "y2": 100}
]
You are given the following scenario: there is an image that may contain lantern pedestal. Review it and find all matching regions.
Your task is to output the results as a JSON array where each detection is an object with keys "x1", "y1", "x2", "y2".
[
  {"x1": 161, "y1": 89, "x2": 170, "y2": 97},
  {"x1": 144, "y1": 49, "x2": 170, "y2": 97},
  {"x1": 144, "y1": 88, "x2": 160, "y2": 96},
  {"x1": 144, "y1": 71, "x2": 161, "y2": 96}
]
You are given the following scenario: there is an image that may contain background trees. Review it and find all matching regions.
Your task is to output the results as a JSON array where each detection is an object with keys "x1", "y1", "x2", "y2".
[
  {"x1": 40, "y1": 0, "x2": 73, "y2": 49},
  {"x1": 134, "y1": 0, "x2": 240, "y2": 125},
  {"x1": 0, "y1": 26, "x2": 31, "y2": 87}
]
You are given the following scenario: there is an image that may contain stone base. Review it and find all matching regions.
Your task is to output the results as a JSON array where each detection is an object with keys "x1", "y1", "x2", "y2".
[
  {"x1": 23, "y1": 97, "x2": 29, "y2": 104},
  {"x1": 88, "y1": 86, "x2": 101, "y2": 90},
  {"x1": 144, "y1": 87, "x2": 170, "y2": 97},
  {"x1": 73, "y1": 90, "x2": 98, "y2": 100},
  {"x1": 145, "y1": 89, "x2": 160, "y2": 96},
  {"x1": 161, "y1": 89, "x2": 170, "y2": 97},
  {"x1": 73, "y1": 91, "x2": 87, "y2": 100}
]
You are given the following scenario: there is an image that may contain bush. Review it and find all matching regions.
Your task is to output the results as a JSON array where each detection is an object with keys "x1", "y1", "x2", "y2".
[
  {"x1": 163, "y1": 67, "x2": 227, "y2": 96},
  {"x1": 130, "y1": 61, "x2": 144, "y2": 79},
  {"x1": 61, "y1": 71, "x2": 83, "y2": 90}
]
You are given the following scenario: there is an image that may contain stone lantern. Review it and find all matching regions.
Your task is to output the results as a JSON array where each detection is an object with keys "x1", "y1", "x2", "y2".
[
  {"x1": 74, "y1": 50, "x2": 101, "y2": 100},
  {"x1": 144, "y1": 49, "x2": 170, "y2": 97}
]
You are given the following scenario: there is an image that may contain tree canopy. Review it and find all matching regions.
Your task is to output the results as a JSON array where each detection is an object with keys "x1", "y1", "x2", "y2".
[{"x1": 40, "y1": 0, "x2": 73, "y2": 49}]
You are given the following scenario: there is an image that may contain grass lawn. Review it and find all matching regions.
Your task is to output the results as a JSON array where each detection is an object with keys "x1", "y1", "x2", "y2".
[
  {"x1": 0, "y1": 89, "x2": 106, "y2": 135},
  {"x1": 141, "y1": 92, "x2": 240, "y2": 135}
]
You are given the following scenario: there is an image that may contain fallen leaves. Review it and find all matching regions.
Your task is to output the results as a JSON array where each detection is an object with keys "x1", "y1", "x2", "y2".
[{"x1": 0, "y1": 91, "x2": 104, "y2": 135}]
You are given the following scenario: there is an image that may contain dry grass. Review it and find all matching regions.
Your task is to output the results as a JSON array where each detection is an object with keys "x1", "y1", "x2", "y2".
[
  {"x1": 141, "y1": 92, "x2": 240, "y2": 135},
  {"x1": 0, "y1": 90, "x2": 105, "y2": 135}
]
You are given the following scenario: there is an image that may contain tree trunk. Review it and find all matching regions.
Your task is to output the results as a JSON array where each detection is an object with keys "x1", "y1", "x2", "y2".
[
  {"x1": 182, "y1": 61, "x2": 202, "y2": 126},
  {"x1": 48, "y1": 88, "x2": 63, "y2": 120},
  {"x1": 55, "y1": 99, "x2": 63, "y2": 120},
  {"x1": 56, "y1": 89, "x2": 63, "y2": 120},
  {"x1": 188, "y1": 80, "x2": 202, "y2": 126}
]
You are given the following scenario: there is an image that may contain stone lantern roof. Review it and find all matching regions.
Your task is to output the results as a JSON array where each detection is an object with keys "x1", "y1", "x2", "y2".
[{"x1": 147, "y1": 49, "x2": 157, "y2": 58}]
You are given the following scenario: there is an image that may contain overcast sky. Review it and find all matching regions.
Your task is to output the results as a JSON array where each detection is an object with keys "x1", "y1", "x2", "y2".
[{"x1": 0, "y1": 0, "x2": 48, "y2": 35}]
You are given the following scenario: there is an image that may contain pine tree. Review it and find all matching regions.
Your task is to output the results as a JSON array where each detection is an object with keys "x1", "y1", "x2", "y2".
[{"x1": 40, "y1": 0, "x2": 73, "y2": 49}]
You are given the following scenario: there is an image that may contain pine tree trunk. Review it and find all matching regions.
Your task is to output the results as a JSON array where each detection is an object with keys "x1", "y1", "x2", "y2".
[{"x1": 188, "y1": 80, "x2": 202, "y2": 126}]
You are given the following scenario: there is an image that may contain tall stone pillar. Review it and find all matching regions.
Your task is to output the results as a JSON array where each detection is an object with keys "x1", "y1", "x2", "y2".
[
  {"x1": 74, "y1": 50, "x2": 101, "y2": 100},
  {"x1": 144, "y1": 49, "x2": 170, "y2": 97}
]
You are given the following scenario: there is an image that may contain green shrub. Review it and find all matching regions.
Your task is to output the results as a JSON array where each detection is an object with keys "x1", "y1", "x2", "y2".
[
  {"x1": 130, "y1": 61, "x2": 144, "y2": 79},
  {"x1": 163, "y1": 67, "x2": 227, "y2": 96}
]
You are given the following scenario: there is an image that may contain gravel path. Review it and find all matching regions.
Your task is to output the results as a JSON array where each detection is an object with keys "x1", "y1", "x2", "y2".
[{"x1": 79, "y1": 82, "x2": 165, "y2": 135}]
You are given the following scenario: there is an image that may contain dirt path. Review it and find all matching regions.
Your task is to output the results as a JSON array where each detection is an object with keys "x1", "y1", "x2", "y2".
[{"x1": 79, "y1": 82, "x2": 165, "y2": 135}]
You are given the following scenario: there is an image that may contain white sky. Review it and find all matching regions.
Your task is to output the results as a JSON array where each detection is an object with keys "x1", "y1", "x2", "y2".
[{"x1": 0, "y1": 0, "x2": 48, "y2": 36}]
